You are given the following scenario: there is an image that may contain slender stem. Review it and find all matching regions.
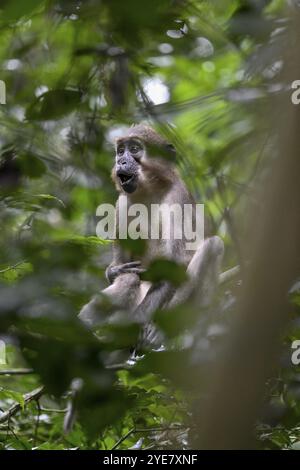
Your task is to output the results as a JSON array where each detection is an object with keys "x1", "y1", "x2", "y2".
[
  {"x1": 0, "y1": 261, "x2": 26, "y2": 274},
  {"x1": 111, "y1": 428, "x2": 135, "y2": 450},
  {"x1": 0, "y1": 386, "x2": 45, "y2": 424},
  {"x1": 111, "y1": 425, "x2": 188, "y2": 450},
  {"x1": 0, "y1": 368, "x2": 34, "y2": 376}
]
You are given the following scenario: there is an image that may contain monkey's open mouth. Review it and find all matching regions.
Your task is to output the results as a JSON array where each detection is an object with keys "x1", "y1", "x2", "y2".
[
  {"x1": 117, "y1": 172, "x2": 137, "y2": 193},
  {"x1": 118, "y1": 173, "x2": 134, "y2": 185}
]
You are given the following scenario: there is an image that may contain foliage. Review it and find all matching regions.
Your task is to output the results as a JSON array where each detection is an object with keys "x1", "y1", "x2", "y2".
[{"x1": 0, "y1": 0, "x2": 299, "y2": 450}]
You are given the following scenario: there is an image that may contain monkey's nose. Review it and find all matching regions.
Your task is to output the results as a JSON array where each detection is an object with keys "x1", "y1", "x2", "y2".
[{"x1": 116, "y1": 166, "x2": 130, "y2": 177}]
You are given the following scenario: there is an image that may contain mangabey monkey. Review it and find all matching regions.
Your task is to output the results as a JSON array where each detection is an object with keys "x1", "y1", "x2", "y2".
[{"x1": 79, "y1": 125, "x2": 224, "y2": 342}]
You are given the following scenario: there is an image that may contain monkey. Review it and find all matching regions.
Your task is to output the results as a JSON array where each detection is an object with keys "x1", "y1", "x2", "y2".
[{"x1": 79, "y1": 124, "x2": 224, "y2": 344}]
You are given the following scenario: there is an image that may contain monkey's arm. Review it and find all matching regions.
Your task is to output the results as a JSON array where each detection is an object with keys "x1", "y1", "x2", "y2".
[
  {"x1": 132, "y1": 281, "x2": 175, "y2": 323},
  {"x1": 105, "y1": 241, "x2": 145, "y2": 284}
]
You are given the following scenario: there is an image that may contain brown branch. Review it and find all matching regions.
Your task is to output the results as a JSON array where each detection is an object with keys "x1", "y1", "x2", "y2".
[{"x1": 197, "y1": 14, "x2": 300, "y2": 449}]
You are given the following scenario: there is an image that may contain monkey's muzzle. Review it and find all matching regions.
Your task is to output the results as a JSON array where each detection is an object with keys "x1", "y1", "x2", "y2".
[{"x1": 116, "y1": 170, "x2": 137, "y2": 193}]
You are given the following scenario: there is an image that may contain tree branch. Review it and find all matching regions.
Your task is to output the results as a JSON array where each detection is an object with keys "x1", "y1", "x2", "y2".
[
  {"x1": 0, "y1": 386, "x2": 45, "y2": 424},
  {"x1": 0, "y1": 261, "x2": 26, "y2": 274},
  {"x1": 0, "y1": 368, "x2": 34, "y2": 376}
]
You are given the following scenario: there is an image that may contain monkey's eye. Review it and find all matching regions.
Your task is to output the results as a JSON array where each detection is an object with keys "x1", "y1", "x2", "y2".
[
  {"x1": 130, "y1": 145, "x2": 141, "y2": 154},
  {"x1": 117, "y1": 146, "x2": 125, "y2": 156}
]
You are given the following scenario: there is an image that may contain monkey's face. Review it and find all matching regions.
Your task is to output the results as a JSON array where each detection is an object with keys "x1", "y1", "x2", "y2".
[{"x1": 115, "y1": 139, "x2": 144, "y2": 193}]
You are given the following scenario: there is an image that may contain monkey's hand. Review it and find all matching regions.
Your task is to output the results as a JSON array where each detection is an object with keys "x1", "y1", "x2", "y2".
[{"x1": 106, "y1": 261, "x2": 145, "y2": 284}]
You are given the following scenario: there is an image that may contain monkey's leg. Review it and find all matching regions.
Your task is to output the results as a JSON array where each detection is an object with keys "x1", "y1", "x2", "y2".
[
  {"x1": 134, "y1": 237, "x2": 224, "y2": 349},
  {"x1": 132, "y1": 237, "x2": 223, "y2": 323},
  {"x1": 79, "y1": 273, "x2": 141, "y2": 327},
  {"x1": 168, "y1": 236, "x2": 224, "y2": 308},
  {"x1": 132, "y1": 281, "x2": 176, "y2": 324}
]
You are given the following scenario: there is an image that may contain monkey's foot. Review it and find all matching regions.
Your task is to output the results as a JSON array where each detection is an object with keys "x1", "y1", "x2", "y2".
[{"x1": 106, "y1": 261, "x2": 145, "y2": 283}]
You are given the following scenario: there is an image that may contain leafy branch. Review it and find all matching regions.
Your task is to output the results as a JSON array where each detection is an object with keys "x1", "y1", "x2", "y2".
[{"x1": 0, "y1": 386, "x2": 45, "y2": 425}]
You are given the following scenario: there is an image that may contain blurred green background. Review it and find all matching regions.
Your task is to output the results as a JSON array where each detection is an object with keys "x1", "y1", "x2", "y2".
[{"x1": 0, "y1": 0, "x2": 300, "y2": 450}]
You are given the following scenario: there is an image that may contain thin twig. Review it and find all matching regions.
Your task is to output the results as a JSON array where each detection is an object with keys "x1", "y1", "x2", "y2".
[
  {"x1": 0, "y1": 386, "x2": 45, "y2": 424},
  {"x1": 0, "y1": 368, "x2": 34, "y2": 376},
  {"x1": 111, "y1": 425, "x2": 188, "y2": 450},
  {"x1": 33, "y1": 400, "x2": 41, "y2": 447},
  {"x1": 39, "y1": 407, "x2": 67, "y2": 413},
  {"x1": 111, "y1": 428, "x2": 135, "y2": 450},
  {"x1": 105, "y1": 363, "x2": 130, "y2": 370},
  {"x1": 7, "y1": 423, "x2": 29, "y2": 450},
  {"x1": 0, "y1": 261, "x2": 26, "y2": 274}
]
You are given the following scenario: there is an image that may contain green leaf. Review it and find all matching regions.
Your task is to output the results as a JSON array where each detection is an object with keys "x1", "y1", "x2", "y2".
[
  {"x1": 26, "y1": 89, "x2": 82, "y2": 121},
  {"x1": 34, "y1": 194, "x2": 66, "y2": 207},
  {"x1": 154, "y1": 304, "x2": 198, "y2": 338},
  {"x1": 0, "y1": 0, "x2": 44, "y2": 22},
  {"x1": 0, "y1": 262, "x2": 32, "y2": 283},
  {"x1": 63, "y1": 235, "x2": 109, "y2": 246},
  {"x1": 132, "y1": 350, "x2": 204, "y2": 389},
  {"x1": 94, "y1": 323, "x2": 140, "y2": 349},
  {"x1": 78, "y1": 389, "x2": 133, "y2": 438},
  {"x1": 0, "y1": 388, "x2": 25, "y2": 409},
  {"x1": 119, "y1": 238, "x2": 147, "y2": 257},
  {"x1": 141, "y1": 258, "x2": 187, "y2": 287},
  {"x1": 19, "y1": 154, "x2": 46, "y2": 178},
  {"x1": 35, "y1": 442, "x2": 66, "y2": 450}
]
